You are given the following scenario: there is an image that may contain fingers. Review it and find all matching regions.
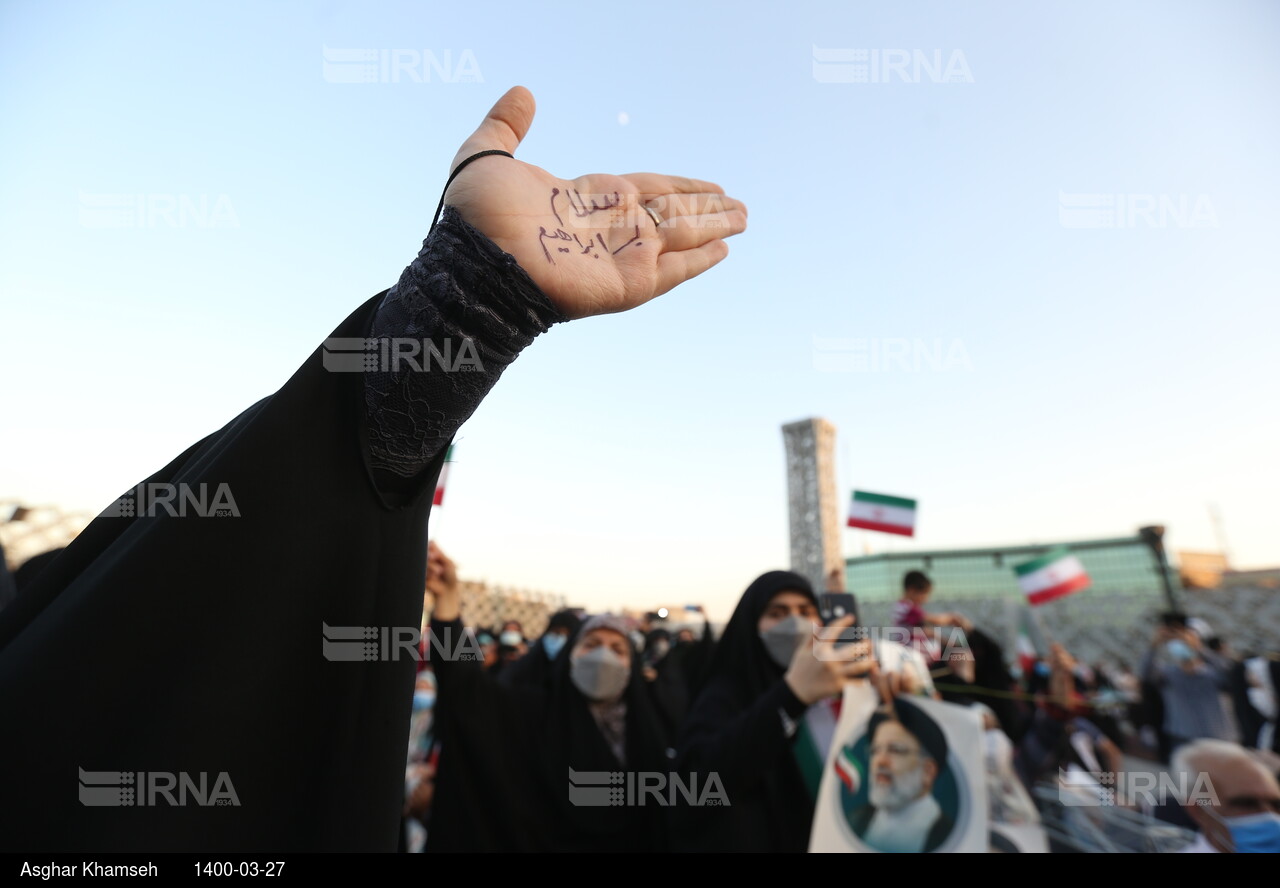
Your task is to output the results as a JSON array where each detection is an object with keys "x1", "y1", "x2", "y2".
[
  {"x1": 835, "y1": 643, "x2": 876, "y2": 679},
  {"x1": 652, "y1": 207, "x2": 748, "y2": 252},
  {"x1": 641, "y1": 193, "x2": 745, "y2": 232},
  {"x1": 453, "y1": 85, "x2": 536, "y2": 164},
  {"x1": 642, "y1": 192, "x2": 745, "y2": 219},
  {"x1": 811, "y1": 614, "x2": 857, "y2": 658},
  {"x1": 623, "y1": 172, "x2": 725, "y2": 196},
  {"x1": 654, "y1": 240, "x2": 729, "y2": 296},
  {"x1": 824, "y1": 614, "x2": 857, "y2": 635}
]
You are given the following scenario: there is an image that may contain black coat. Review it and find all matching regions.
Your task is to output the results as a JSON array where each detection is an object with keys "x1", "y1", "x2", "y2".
[
  {"x1": 428, "y1": 616, "x2": 670, "y2": 852},
  {"x1": 0, "y1": 295, "x2": 446, "y2": 852},
  {"x1": 674, "y1": 571, "x2": 818, "y2": 852}
]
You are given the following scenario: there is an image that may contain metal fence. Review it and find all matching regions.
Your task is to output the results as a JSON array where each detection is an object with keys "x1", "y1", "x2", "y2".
[{"x1": 861, "y1": 584, "x2": 1280, "y2": 669}]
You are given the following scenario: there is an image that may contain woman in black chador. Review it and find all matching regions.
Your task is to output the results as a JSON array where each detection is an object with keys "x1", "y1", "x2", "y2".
[
  {"x1": 427, "y1": 546, "x2": 669, "y2": 852},
  {"x1": 673, "y1": 571, "x2": 873, "y2": 852},
  {"x1": 0, "y1": 87, "x2": 747, "y2": 852}
]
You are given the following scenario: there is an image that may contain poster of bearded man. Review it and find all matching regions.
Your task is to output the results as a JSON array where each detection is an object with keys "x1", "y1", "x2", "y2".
[{"x1": 810, "y1": 687, "x2": 988, "y2": 852}]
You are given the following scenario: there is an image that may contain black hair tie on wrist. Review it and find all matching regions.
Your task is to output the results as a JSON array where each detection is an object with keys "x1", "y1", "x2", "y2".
[{"x1": 429, "y1": 149, "x2": 515, "y2": 234}]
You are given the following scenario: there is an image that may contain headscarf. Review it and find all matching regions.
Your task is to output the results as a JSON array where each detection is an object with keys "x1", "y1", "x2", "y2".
[
  {"x1": 644, "y1": 628, "x2": 672, "y2": 662},
  {"x1": 573, "y1": 615, "x2": 634, "y2": 764},
  {"x1": 695, "y1": 570, "x2": 817, "y2": 705},
  {"x1": 546, "y1": 608, "x2": 583, "y2": 637},
  {"x1": 497, "y1": 608, "x2": 582, "y2": 692},
  {"x1": 534, "y1": 614, "x2": 670, "y2": 852},
  {"x1": 428, "y1": 611, "x2": 668, "y2": 853},
  {"x1": 642, "y1": 627, "x2": 691, "y2": 739},
  {"x1": 674, "y1": 570, "x2": 818, "y2": 852}
]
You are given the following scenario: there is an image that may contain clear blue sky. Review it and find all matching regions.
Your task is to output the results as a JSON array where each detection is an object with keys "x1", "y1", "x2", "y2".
[{"x1": 3, "y1": 0, "x2": 1277, "y2": 620}]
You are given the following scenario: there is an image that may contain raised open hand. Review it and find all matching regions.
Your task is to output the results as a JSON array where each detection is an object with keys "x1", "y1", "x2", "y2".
[{"x1": 441, "y1": 86, "x2": 748, "y2": 320}]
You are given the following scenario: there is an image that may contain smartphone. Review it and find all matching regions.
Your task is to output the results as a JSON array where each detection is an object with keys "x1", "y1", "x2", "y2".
[
  {"x1": 1160, "y1": 611, "x2": 1188, "y2": 628},
  {"x1": 818, "y1": 592, "x2": 860, "y2": 626}
]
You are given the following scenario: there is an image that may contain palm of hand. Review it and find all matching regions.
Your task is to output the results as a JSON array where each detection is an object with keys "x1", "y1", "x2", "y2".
[
  {"x1": 439, "y1": 87, "x2": 746, "y2": 321},
  {"x1": 446, "y1": 166, "x2": 664, "y2": 319}
]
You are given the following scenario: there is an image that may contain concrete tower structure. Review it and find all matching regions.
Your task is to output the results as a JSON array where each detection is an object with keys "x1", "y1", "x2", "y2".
[{"x1": 781, "y1": 418, "x2": 843, "y2": 595}]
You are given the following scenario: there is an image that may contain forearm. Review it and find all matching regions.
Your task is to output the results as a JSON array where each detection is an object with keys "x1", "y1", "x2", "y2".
[
  {"x1": 363, "y1": 206, "x2": 567, "y2": 493},
  {"x1": 1047, "y1": 670, "x2": 1076, "y2": 710},
  {"x1": 431, "y1": 591, "x2": 461, "y2": 623}
]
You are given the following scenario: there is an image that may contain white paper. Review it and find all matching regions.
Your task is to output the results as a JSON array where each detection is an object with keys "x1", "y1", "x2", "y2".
[{"x1": 809, "y1": 688, "x2": 988, "y2": 852}]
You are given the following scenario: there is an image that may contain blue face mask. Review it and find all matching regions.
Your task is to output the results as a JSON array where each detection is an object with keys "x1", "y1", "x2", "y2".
[
  {"x1": 1225, "y1": 812, "x2": 1280, "y2": 853},
  {"x1": 412, "y1": 690, "x2": 436, "y2": 711},
  {"x1": 1166, "y1": 639, "x2": 1195, "y2": 663},
  {"x1": 542, "y1": 633, "x2": 567, "y2": 659}
]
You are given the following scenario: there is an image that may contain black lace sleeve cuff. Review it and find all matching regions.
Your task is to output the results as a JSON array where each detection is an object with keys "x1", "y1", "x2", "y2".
[{"x1": 364, "y1": 205, "x2": 568, "y2": 494}]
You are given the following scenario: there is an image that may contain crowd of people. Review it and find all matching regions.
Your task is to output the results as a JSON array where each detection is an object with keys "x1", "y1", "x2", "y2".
[
  {"x1": 396, "y1": 546, "x2": 1280, "y2": 853},
  {"x1": 2, "y1": 88, "x2": 1276, "y2": 854}
]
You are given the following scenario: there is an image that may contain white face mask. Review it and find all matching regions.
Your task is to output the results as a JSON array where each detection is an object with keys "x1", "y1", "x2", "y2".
[
  {"x1": 759, "y1": 614, "x2": 814, "y2": 668},
  {"x1": 570, "y1": 647, "x2": 630, "y2": 702}
]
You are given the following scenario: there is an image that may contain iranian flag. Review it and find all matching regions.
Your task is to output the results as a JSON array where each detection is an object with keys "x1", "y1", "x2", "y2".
[
  {"x1": 1014, "y1": 548, "x2": 1091, "y2": 606},
  {"x1": 834, "y1": 745, "x2": 862, "y2": 794},
  {"x1": 433, "y1": 445, "x2": 454, "y2": 507},
  {"x1": 847, "y1": 490, "x2": 917, "y2": 537}
]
